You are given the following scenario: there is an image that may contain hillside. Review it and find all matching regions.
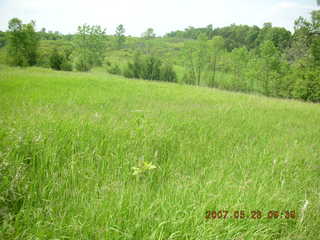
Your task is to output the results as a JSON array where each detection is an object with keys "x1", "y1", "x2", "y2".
[
  {"x1": 2, "y1": 10, "x2": 320, "y2": 103},
  {"x1": 0, "y1": 66, "x2": 320, "y2": 239}
]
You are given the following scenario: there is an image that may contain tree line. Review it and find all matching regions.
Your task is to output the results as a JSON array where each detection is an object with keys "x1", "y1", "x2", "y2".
[
  {"x1": 1, "y1": 9, "x2": 320, "y2": 102},
  {"x1": 179, "y1": 10, "x2": 320, "y2": 102},
  {"x1": 165, "y1": 23, "x2": 292, "y2": 52}
]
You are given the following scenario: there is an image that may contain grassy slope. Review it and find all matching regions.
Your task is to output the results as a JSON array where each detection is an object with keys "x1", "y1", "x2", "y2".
[{"x1": 0, "y1": 66, "x2": 319, "y2": 240}]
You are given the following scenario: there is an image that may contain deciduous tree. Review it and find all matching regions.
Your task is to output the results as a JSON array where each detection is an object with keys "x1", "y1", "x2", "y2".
[
  {"x1": 208, "y1": 36, "x2": 225, "y2": 87},
  {"x1": 182, "y1": 33, "x2": 209, "y2": 86},
  {"x1": 6, "y1": 18, "x2": 39, "y2": 66},
  {"x1": 115, "y1": 24, "x2": 126, "y2": 49},
  {"x1": 142, "y1": 28, "x2": 156, "y2": 39},
  {"x1": 73, "y1": 24, "x2": 106, "y2": 71}
]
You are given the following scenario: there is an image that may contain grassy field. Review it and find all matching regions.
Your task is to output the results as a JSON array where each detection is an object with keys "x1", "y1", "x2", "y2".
[{"x1": 0, "y1": 66, "x2": 319, "y2": 239}]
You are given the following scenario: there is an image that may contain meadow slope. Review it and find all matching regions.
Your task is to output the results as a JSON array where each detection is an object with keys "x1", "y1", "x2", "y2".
[{"x1": 0, "y1": 66, "x2": 319, "y2": 240}]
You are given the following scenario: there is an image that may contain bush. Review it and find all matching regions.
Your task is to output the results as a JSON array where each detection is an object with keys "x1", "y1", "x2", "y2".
[
  {"x1": 7, "y1": 53, "x2": 29, "y2": 67},
  {"x1": 49, "y1": 48, "x2": 63, "y2": 70},
  {"x1": 292, "y1": 67, "x2": 320, "y2": 102},
  {"x1": 49, "y1": 48, "x2": 73, "y2": 71},
  {"x1": 123, "y1": 63, "x2": 134, "y2": 78},
  {"x1": 160, "y1": 64, "x2": 177, "y2": 82},
  {"x1": 140, "y1": 56, "x2": 161, "y2": 80},
  {"x1": 105, "y1": 62, "x2": 122, "y2": 75},
  {"x1": 36, "y1": 52, "x2": 51, "y2": 68},
  {"x1": 123, "y1": 53, "x2": 143, "y2": 79},
  {"x1": 123, "y1": 53, "x2": 177, "y2": 83},
  {"x1": 74, "y1": 56, "x2": 92, "y2": 72},
  {"x1": 60, "y1": 59, "x2": 72, "y2": 71},
  {"x1": 182, "y1": 71, "x2": 196, "y2": 85}
]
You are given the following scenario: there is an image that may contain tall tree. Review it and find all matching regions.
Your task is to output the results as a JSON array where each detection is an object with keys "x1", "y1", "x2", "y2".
[
  {"x1": 115, "y1": 24, "x2": 126, "y2": 49},
  {"x1": 208, "y1": 36, "x2": 225, "y2": 87},
  {"x1": 142, "y1": 28, "x2": 156, "y2": 39},
  {"x1": 6, "y1": 18, "x2": 39, "y2": 66},
  {"x1": 230, "y1": 47, "x2": 250, "y2": 91},
  {"x1": 257, "y1": 23, "x2": 292, "y2": 51},
  {"x1": 258, "y1": 40, "x2": 281, "y2": 95},
  {"x1": 73, "y1": 24, "x2": 106, "y2": 71},
  {"x1": 290, "y1": 9, "x2": 320, "y2": 102},
  {"x1": 183, "y1": 33, "x2": 209, "y2": 86},
  {"x1": 289, "y1": 10, "x2": 320, "y2": 65}
]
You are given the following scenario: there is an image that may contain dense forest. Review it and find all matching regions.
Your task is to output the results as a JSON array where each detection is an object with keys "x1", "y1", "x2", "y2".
[{"x1": 1, "y1": 9, "x2": 320, "y2": 102}]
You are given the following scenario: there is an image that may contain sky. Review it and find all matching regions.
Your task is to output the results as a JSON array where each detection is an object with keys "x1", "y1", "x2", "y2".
[{"x1": 0, "y1": 0, "x2": 318, "y2": 36}]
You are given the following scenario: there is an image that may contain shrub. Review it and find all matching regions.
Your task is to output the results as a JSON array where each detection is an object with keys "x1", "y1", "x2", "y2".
[
  {"x1": 123, "y1": 53, "x2": 177, "y2": 83},
  {"x1": 292, "y1": 67, "x2": 320, "y2": 102},
  {"x1": 74, "y1": 56, "x2": 92, "y2": 72},
  {"x1": 49, "y1": 48, "x2": 73, "y2": 71},
  {"x1": 111, "y1": 65, "x2": 121, "y2": 75},
  {"x1": 160, "y1": 64, "x2": 177, "y2": 82},
  {"x1": 49, "y1": 48, "x2": 63, "y2": 70},
  {"x1": 182, "y1": 71, "x2": 196, "y2": 85},
  {"x1": 106, "y1": 63, "x2": 121, "y2": 75},
  {"x1": 60, "y1": 59, "x2": 72, "y2": 71}
]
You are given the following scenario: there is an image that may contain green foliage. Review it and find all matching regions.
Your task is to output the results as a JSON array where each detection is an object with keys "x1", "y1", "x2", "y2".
[
  {"x1": 0, "y1": 31, "x2": 6, "y2": 48},
  {"x1": 74, "y1": 56, "x2": 91, "y2": 72},
  {"x1": 1, "y1": 10, "x2": 319, "y2": 103},
  {"x1": 166, "y1": 23, "x2": 293, "y2": 52},
  {"x1": 105, "y1": 61, "x2": 122, "y2": 75},
  {"x1": 257, "y1": 40, "x2": 282, "y2": 95},
  {"x1": 49, "y1": 48, "x2": 63, "y2": 70},
  {"x1": 160, "y1": 63, "x2": 177, "y2": 82},
  {"x1": 182, "y1": 33, "x2": 209, "y2": 86},
  {"x1": 6, "y1": 18, "x2": 39, "y2": 67},
  {"x1": 123, "y1": 53, "x2": 143, "y2": 78},
  {"x1": 125, "y1": 54, "x2": 161, "y2": 80},
  {"x1": 38, "y1": 28, "x2": 63, "y2": 40},
  {"x1": 257, "y1": 23, "x2": 292, "y2": 50},
  {"x1": 292, "y1": 64, "x2": 320, "y2": 102},
  {"x1": 73, "y1": 24, "x2": 107, "y2": 71},
  {"x1": 36, "y1": 40, "x2": 73, "y2": 69},
  {"x1": 216, "y1": 24, "x2": 261, "y2": 51},
  {"x1": 140, "y1": 55, "x2": 161, "y2": 80},
  {"x1": 49, "y1": 48, "x2": 72, "y2": 71},
  {"x1": 310, "y1": 37, "x2": 320, "y2": 65},
  {"x1": 142, "y1": 28, "x2": 156, "y2": 39},
  {"x1": 229, "y1": 47, "x2": 250, "y2": 91},
  {"x1": 60, "y1": 60, "x2": 72, "y2": 71},
  {"x1": 207, "y1": 36, "x2": 226, "y2": 87},
  {"x1": 60, "y1": 48, "x2": 73, "y2": 71},
  {"x1": 114, "y1": 24, "x2": 126, "y2": 49},
  {"x1": 123, "y1": 53, "x2": 177, "y2": 82},
  {"x1": 182, "y1": 71, "x2": 196, "y2": 85},
  {"x1": 0, "y1": 48, "x2": 6, "y2": 64}
]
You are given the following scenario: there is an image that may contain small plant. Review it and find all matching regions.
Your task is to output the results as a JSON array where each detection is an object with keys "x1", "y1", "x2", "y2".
[{"x1": 132, "y1": 158, "x2": 157, "y2": 177}]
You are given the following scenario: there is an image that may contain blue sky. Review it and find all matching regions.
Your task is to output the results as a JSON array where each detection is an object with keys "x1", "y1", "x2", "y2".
[{"x1": 0, "y1": 0, "x2": 318, "y2": 36}]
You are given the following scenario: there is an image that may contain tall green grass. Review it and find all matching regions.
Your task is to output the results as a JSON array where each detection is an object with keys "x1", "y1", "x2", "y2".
[{"x1": 0, "y1": 66, "x2": 319, "y2": 239}]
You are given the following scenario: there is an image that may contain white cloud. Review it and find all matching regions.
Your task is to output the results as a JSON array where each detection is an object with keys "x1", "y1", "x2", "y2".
[{"x1": 274, "y1": 1, "x2": 314, "y2": 10}]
